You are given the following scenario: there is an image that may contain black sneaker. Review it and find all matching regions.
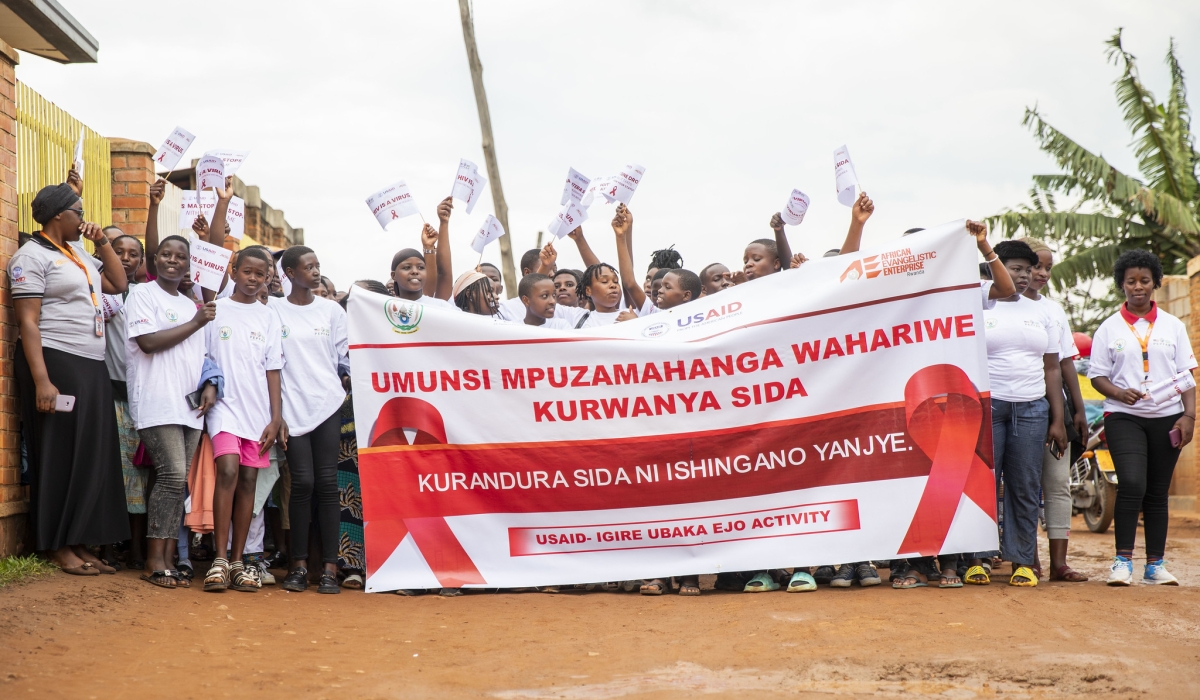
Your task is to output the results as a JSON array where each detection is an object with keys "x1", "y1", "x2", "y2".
[
  {"x1": 830, "y1": 563, "x2": 855, "y2": 588},
  {"x1": 855, "y1": 562, "x2": 881, "y2": 586},
  {"x1": 813, "y1": 565, "x2": 837, "y2": 585},
  {"x1": 281, "y1": 567, "x2": 308, "y2": 592},
  {"x1": 317, "y1": 571, "x2": 341, "y2": 594}
]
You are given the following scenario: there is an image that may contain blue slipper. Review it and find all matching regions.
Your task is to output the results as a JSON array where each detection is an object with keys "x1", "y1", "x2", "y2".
[
  {"x1": 743, "y1": 571, "x2": 780, "y2": 593},
  {"x1": 786, "y1": 571, "x2": 817, "y2": 592}
]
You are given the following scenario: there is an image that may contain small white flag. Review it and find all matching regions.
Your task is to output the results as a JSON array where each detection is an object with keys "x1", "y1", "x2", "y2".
[
  {"x1": 581, "y1": 175, "x2": 613, "y2": 207},
  {"x1": 196, "y1": 155, "x2": 225, "y2": 191},
  {"x1": 227, "y1": 197, "x2": 246, "y2": 240},
  {"x1": 203, "y1": 150, "x2": 250, "y2": 176},
  {"x1": 73, "y1": 131, "x2": 84, "y2": 174},
  {"x1": 612, "y1": 163, "x2": 645, "y2": 204},
  {"x1": 366, "y1": 181, "x2": 420, "y2": 230},
  {"x1": 450, "y1": 158, "x2": 487, "y2": 215},
  {"x1": 834, "y1": 145, "x2": 859, "y2": 207},
  {"x1": 780, "y1": 189, "x2": 811, "y2": 226},
  {"x1": 179, "y1": 191, "x2": 217, "y2": 230},
  {"x1": 189, "y1": 238, "x2": 233, "y2": 292},
  {"x1": 151, "y1": 126, "x2": 195, "y2": 172},
  {"x1": 1149, "y1": 370, "x2": 1197, "y2": 405},
  {"x1": 547, "y1": 201, "x2": 588, "y2": 239},
  {"x1": 470, "y1": 214, "x2": 506, "y2": 254},
  {"x1": 560, "y1": 167, "x2": 591, "y2": 206}
]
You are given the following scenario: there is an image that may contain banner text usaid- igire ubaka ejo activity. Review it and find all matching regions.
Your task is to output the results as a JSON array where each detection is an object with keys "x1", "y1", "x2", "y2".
[{"x1": 349, "y1": 222, "x2": 999, "y2": 592}]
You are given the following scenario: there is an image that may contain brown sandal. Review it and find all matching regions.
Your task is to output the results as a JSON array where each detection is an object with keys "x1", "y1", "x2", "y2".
[
  {"x1": 1050, "y1": 565, "x2": 1088, "y2": 582},
  {"x1": 639, "y1": 578, "x2": 666, "y2": 595},
  {"x1": 678, "y1": 576, "x2": 701, "y2": 596},
  {"x1": 141, "y1": 570, "x2": 177, "y2": 589}
]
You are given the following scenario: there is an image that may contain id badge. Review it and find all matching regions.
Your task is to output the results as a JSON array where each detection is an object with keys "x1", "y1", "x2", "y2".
[
  {"x1": 1140, "y1": 378, "x2": 1153, "y2": 397},
  {"x1": 94, "y1": 309, "x2": 104, "y2": 337}
]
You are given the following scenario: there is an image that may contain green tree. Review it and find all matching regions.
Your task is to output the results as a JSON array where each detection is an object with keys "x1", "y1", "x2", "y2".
[{"x1": 989, "y1": 29, "x2": 1199, "y2": 333}]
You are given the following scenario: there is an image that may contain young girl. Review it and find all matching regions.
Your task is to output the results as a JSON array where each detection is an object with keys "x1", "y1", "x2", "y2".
[
  {"x1": 124, "y1": 235, "x2": 216, "y2": 588},
  {"x1": 275, "y1": 245, "x2": 350, "y2": 594},
  {"x1": 202, "y1": 182, "x2": 286, "y2": 593},
  {"x1": 575, "y1": 264, "x2": 631, "y2": 328},
  {"x1": 519, "y1": 274, "x2": 572, "y2": 329},
  {"x1": 699, "y1": 263, "x2": 733, "y2": 296},
  {"x1": 452, "y1": 269, "x2": 501, "y2": 317}
]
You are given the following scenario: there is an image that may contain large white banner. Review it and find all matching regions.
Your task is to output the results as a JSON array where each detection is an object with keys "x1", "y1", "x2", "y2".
[{"x1": 349, "y1": 222, "x2": 998, "y2": 592}]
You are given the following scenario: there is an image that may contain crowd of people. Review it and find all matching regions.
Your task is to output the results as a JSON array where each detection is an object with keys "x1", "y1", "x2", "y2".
[{"x1": 9, "y1": 166, "x2": 1193, "y2": 596}]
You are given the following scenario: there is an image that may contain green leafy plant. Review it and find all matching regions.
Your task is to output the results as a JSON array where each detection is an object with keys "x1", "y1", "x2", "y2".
[
  {"x1": 989, "y1": 29, "x2": 1199, "y2": 324},
  {"x1": 0, "y1": 554, "x2": 56, "y2": 587}
]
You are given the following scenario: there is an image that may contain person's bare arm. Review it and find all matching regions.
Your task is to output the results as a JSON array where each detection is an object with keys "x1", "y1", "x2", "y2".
[
  {"x1": 145, "y1": 179, "x2": 166, "y2": 277},
  {"x1": 1176, "y1": 383, "x2": 1196, "y2": 447},
  {"x1": 612, "y1": 204, "x2": 647, "y2": 310},
  {"x1": 969, "y1": 220, "x2": 1015, "y2": 299},
  {"x1": 769, "y1": 213, "x2": 793, "y2": 268},
  {"x1": 568, "y1": 227, "x2": 600, "y2": 268},
  {"x1": 840, "y1": 192, "x2": 873, "y2": 255},
  {"x1": 15, "y1": 299, "x2": 57, "y2": 412},
  {"x1": 81, "y1": 223, "x2": 127, "y2": 294},
  {"x1": 420, "y1": 223, "x2": 439, "y2": 298},
  {"x1": 1044, "y1": 354, "x2": 1067, "y2": 453},
  {"x1": 259, "y1": 369, "x2": 288, "y2": 455},
  {"x1": 434, "y1": 196, "x2": 454, "y2": 300}
]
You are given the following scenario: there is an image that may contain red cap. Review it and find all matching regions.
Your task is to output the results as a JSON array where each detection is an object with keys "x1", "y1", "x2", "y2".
[{"x1": 1073, "y1": 332, "x2": 1092, "y2": 358}]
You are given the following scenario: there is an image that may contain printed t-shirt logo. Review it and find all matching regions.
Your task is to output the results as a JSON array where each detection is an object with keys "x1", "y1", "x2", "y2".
[
  {"x1": 54, "y1": 259, "x2": 66, "y2": 267},
  {"x1": 249, "y1": 331, "x2": 266, "y2": 343},
  {"x1": 11, "y1": 265, "x2": 22, "y2": 279},
  {"x1": 385, "y1": 299, "x2": 423, "y2": 334},
  {"x1": 219, "y1": 326, "x2": 232, "y2": 341},
  {"x1": 165, "y1": 308, "x2": 179, "y2": 322},
  {"x1": 1114, "y1": 338, "x2": 1126, "y2": 352},
  {"x1": 281, "y1": 325, "x2": 291, "y2": 339},
  {"x1": 985, "y1": 318, "x2": 998, "y2": 329}
]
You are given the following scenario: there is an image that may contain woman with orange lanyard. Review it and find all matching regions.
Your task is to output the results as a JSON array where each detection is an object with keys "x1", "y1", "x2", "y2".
[
  {"x1": 10, "y1": 183, "x2": 130, "y2": 575},
  {"x1": 1089, "y1": 250, "x2": 1196, "y2": 586}
]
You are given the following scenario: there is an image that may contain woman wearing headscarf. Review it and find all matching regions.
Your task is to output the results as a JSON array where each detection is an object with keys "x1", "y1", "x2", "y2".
[{"x1": 10, "y1": 183, "x2": 130, "y2": 574}]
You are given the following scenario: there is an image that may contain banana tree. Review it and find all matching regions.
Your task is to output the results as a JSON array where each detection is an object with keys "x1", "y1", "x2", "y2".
[{"x1": 989, "y1": 30, "x2": 1199, "y2": 332}]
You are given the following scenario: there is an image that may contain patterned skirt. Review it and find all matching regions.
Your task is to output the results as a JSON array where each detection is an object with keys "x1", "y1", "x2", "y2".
[
  {"x1": 337, "y1": 393, "x2": 365, "y2": 573},
  {"x1": 114, "y1": 397, "x2": 148, "y2": 514}
]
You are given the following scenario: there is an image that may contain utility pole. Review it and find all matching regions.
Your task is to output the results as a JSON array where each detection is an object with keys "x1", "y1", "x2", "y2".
[{"x1": 458, "y1": 0, "x2": 517, "y2": 298}]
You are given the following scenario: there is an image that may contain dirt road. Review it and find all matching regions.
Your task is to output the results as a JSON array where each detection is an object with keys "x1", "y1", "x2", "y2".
[{"x1": 3, "y1": 514, "x2": 1199, "y2": 699}]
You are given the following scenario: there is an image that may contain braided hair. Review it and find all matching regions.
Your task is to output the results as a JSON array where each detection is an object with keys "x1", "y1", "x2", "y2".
[
  {"x1": 648, "y1": 246, "x2": 683, "y2": 272},
  {"x1": 455, "y1": 275, "x2": 499, "y2": 316},
  {"x1": 580, "y1": 262, "x2": 619, "y2": 299}
]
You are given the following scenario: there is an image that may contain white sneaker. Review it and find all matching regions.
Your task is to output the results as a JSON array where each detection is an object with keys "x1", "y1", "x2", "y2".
[
  {"x1": 257, "y1": 561, "x2": 276, "y2": 586},
  {"x1": 1107, "y1": 556, "x2": 1134, "y2": 586},
  {"x1": 1142, "y1": 560, "x2": 1180, "y2": 586}
]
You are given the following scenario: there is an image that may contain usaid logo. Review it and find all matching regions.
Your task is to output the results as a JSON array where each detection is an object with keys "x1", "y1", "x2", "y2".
[
  {"x1": 642, "y1": 321, "x2": 670, "y2": 338},
  {"x1": 677, "y1": 301, "x2": 743, "y2": 328}
]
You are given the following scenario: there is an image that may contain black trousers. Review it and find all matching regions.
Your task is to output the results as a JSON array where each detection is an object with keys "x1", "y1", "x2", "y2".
[
  {"x1": 284, "y1": 409, "x2": 342, "y2": 565},
  {"x1": 1103, "y1": 411, "x2": 1182, "y2": 557}
]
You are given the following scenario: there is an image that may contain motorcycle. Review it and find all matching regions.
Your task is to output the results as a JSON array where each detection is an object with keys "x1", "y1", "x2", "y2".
[{"x1": 1070, "y1": 415, "x2": 1118, "y2": 532}]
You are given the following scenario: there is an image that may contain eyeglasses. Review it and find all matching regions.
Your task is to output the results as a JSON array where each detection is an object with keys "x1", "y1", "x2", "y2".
[{"x1": 68, "y1": 208, "x2": 84, "y2": 218}]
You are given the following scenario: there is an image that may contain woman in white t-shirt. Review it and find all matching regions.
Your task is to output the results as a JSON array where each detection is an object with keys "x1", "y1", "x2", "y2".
[
  {"x1": 452, "y1": 268, "x2": 502, "y2": 317},
  {"x1": 964, "y1": 240, "x2": 1067, "y2": 588},
  {"x1": 576, "y1": 263, "x2": 635, "y2": 329},
  {"x1": 1019, "y1": 237, "x2": 1092, "y2": 583},
  {"x1": 1088, "y1": 250, "x2": 1196, "y2": 587},
  {"x1": 274, "y1": 246, "x2": 350, "y2": 595},
  {"x1": 125, "y1": 235, "x2": 216, "y2": 588}
]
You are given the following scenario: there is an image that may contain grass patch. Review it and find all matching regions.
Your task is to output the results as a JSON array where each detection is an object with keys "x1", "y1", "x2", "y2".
[{"x1": 0, "y1": 554, "x2": 56, "y2": 587}]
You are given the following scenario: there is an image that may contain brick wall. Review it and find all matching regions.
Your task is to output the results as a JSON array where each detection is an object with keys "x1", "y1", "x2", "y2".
[
  {"x1": 108, "y1": 139, "x2": 155, "y2": 238},
  {"x1": 0, "y1": 39, "x2": 24, "y2": 556}
]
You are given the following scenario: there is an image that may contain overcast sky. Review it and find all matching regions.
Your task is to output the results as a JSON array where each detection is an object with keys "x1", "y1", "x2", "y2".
[{"x1": 16, "y1": 1, "x2": 1200, "y2": 291}]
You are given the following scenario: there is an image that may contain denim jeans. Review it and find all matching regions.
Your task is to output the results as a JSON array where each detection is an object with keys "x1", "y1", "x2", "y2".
[
  {"x1": 973, "y1": 398, "x2": 1048, "y2": 567},
  {"x1": 137, "y1": 425, "x2": 201, "y2": 540}
]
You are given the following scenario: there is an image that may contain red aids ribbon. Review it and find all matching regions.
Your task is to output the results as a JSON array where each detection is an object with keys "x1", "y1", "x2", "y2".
[
  {"x1": 363, "y1": 397, "x2": 485, "y2": 587},
  {"x1": 897, "y1": 364, "x2": 995, "y2": 556}
]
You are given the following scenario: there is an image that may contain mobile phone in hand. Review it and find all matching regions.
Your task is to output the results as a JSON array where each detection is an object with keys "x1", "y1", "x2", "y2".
[
  {"x1": 185, "y1": 388, "x2": 203, "y2": 411},
  {"x1": 54, "y1": 394, "x2": 75, "y2": 412},
  {"x1": 1170, "y1": 428, "x2": 1183, "y2": 448}
]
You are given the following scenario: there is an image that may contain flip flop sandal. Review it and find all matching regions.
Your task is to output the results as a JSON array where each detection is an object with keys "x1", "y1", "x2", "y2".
[
  {"x1": 141, "y1": 570, "x2": 178, "y2": 589},
  {"x1": 677, "y1": 577, "x2": 701, "y2": 596},
  {"x1": 964, "y1": 565, "x2": 990, "y2": 585},
  {"x1": 938, "y1": 573, "x2": 963, "y2": 589},
  {"x1": 743, "y1": 572, "x2": 780, "y2": 593},
  {"x1": 892, "y1": 575, "x2": 927, "y2": 589},
  {"x1": 60, "y1": 562, "x2": 100, "y2": 576},
  {"x1": 1050, "y1": 566, "x2": 1088, "y2": 582},
  {"x1": 1009, "y1": 567, "x2": 1038, "y2": 587},
  {"x1": 639, "y1": 579, "x2": 666, "y2": 596},
  {"x1": 169, "y1": 570, "x2": 191, "y2": 588},
  {"x1": 341, "y1": 573, "x2": 364, "y2": 589},
  {"x1": 394, "y1": 588, "x2": 428, "y2": 596},
  {"x1": 786, "y1": 571, "x2": 817, "y2": 592},
  {"x1": 177, "y1": 565, "x2": 194, "y2": 583}
]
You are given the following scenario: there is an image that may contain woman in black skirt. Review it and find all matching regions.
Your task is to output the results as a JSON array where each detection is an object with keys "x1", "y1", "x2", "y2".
[{"x1": 10, "y1": 183, "x2": 130, "y2": 574}]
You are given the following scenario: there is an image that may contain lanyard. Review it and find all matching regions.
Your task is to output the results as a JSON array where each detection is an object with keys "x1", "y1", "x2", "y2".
[
  {"x1": 37, "y1": 234, "x2": 103, "y2": 336},
  {"x1": 1123, "y1": 319, "x2": 1154, "y2": 376}
]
